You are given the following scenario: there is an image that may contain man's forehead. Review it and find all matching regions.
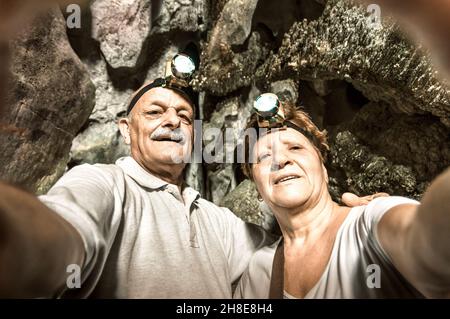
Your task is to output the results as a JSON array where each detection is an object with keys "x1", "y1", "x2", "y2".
[{"x1": 132, "y1": 86, "x2": 193, "y2": 111}]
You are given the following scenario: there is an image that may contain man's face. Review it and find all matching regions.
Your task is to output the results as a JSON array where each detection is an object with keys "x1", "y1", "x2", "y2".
[
  {"x1": 251, "y1": 128, "x2": 328, "y2": 211},
  {"x1": 120, "y1": 87, "x2": 194, "y2": 176}
]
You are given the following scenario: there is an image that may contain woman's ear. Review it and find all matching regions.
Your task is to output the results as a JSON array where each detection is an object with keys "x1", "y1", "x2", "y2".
[
  {"x1": 118, "y1": 118, "x2": 131, "y2": 145},
  {"x1": 322, "y1": 162, "x2": 329, "y2": 184}
]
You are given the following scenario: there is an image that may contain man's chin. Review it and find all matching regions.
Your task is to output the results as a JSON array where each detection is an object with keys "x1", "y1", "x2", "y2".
[{"x1": 159, "y1": 152, "x2": 190, "y2": 165}]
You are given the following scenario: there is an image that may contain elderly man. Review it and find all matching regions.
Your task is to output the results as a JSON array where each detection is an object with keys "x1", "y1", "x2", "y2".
[{"x1": 0, "y1": 73, "x2": 272, "y2": 298}]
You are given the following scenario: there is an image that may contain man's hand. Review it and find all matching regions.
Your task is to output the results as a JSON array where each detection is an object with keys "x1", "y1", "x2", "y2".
[
  {"x1": 0, "y1": 182, "x2": 85, "y2": 298},
  {"x1": 341, "y1": 192, "x2": 390, "y2": 207}
]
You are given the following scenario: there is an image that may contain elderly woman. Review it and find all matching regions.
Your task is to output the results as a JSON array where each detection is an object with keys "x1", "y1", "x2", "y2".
[{"x1": 235, "y1": 94, "x2": 450, "y2": 299}]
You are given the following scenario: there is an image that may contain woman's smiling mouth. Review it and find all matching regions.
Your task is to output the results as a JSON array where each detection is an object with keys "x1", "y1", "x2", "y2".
[{"x1": 273, "y1": 174, "x2": 302, "y2": 185}]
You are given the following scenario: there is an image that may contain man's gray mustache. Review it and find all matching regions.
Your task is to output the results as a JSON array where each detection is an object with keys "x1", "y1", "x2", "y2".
[{"x1": 150, "y1": 128, "x2": 187, "y2": 143}]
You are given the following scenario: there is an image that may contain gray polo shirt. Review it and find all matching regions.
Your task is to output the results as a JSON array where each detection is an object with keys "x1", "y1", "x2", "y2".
[
  {"x1": 39, "y1": 156, "x2": 274, "y2": 298},
  {"x1": 234, "y1": 196, "x2": 424, "y2": 299}
]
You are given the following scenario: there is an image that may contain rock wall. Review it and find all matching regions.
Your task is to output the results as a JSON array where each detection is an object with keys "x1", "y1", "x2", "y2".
[
  {"x1": 3, "y1": 0, "x2": 449, "y2": 229},
  {"x1": 0, "y1": 8, "x2": 95, "y2": 194}
]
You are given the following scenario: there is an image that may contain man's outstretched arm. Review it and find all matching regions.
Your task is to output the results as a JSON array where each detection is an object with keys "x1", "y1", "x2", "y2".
[
  {"x1": 0, "y1": 182, "x2": 85, "y2": 298},
  {"x1": 378, "y1": 167, "x2": 450, "y2": 298}
]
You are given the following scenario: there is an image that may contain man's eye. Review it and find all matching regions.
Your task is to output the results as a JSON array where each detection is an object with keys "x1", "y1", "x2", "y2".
[
  {"x1": 179, "y1": 113, "x2": 192, "y2": 123},
  {"x1": 290, "y1": 145, "x2": 303, "y2": 150},
  {"x1": 146, "y1": 110, "x2": 162, "y2": 116}
]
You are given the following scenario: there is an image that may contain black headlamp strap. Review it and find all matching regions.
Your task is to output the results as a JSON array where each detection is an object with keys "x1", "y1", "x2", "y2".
[
  {"x1": 126, "y1": 78, "x2": 196, "y2": 115},
  {"x1": 127, "y1": 78, "x2": 166, "y2": 115},
  {"x1": 256, "y1": 119, "x2": 322, "y2": 152},
  {"x1": 284, "y1": 121, "x2": 321, "y2": 149}
]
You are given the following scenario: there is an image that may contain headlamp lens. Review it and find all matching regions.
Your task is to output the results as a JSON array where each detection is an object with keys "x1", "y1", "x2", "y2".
[
  {"x1": 171, "y1": 53, "x2": 196, "y2": 80},
  {"x1": 254, "y1": 93, "x2": 281, "y2": 118}
]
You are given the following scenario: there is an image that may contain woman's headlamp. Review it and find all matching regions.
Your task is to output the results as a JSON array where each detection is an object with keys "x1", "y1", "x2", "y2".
[
  {"x1": 253, "y1": 93, "x2": 286, "y2": 128},
  {"x1": 252, "y1": 93, "x2": 322, "y2": 149},
  {"x1": 127, "y1": 53, "x2": 197, "y2": 115}
]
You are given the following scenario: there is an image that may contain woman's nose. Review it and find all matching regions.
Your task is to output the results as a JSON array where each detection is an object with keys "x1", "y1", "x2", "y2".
[{"x1": 271, "y1": 152, "x2": 292, "y2": 171}]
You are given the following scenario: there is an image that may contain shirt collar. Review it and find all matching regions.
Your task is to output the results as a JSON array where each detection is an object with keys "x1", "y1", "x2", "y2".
[
  {"x1": 116, "y1": 156, "x2": 168, "y2": 190},
  {"x1": 116, "y1": 156, "x2": 200, "y2": 204}
]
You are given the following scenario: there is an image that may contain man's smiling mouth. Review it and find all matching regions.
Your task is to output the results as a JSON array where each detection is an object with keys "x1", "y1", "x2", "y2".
[
  {"x1": 150, "y1": 127, "x2": 186, "y2": 144},
  {"x1": 152, "y1": 136, "x2": 183, "y2": 143}
]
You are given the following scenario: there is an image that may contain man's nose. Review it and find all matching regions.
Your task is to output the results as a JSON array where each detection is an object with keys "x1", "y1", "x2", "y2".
[{"x1": 161, "y1": 108, "x2": 180, "y2": 128}]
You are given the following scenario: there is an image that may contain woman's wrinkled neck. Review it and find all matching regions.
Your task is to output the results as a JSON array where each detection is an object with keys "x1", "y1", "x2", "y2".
[{"x1": 274, "y1": 186, "x2": 340, "y2": 245}]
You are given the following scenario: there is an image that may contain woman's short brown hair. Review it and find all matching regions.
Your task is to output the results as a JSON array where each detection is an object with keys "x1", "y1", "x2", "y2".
[{"x1": 241, "y1": 101, "x2": 329, "y2": 181}]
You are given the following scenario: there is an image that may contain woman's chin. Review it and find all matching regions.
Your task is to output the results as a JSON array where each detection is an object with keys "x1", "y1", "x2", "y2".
[{"x1": 271, "y1": 195, "x2": 308, "y2": 210}]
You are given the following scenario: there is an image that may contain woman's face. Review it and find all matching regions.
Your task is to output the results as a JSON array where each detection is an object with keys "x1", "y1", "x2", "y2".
[{"x1": 251, "y1": 127, "x2": 328, "y2": 211}]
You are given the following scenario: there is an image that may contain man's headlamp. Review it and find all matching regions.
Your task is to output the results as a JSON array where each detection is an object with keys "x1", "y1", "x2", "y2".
[
  {"x1": 127, "y1": 53, "x2": 196, "y2": 115},
  {"x1": 169, "y1": 53, "x2": 196, "y2": 83}
]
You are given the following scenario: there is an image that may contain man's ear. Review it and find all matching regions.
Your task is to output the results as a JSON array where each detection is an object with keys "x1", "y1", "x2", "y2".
[{"x1": 118, "y1": 118, "x2": 131, "y2": 145}]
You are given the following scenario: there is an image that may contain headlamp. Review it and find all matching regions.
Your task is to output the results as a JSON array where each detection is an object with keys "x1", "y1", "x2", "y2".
[
  {"x1": 164, "y1": 53, "x2": 196, "y2": 88},
  {"x1": 252, "y1": 93, "x2": 322, "y2": 149},
  {"x1": 127, "y1": 53, "x2": 197, "y2": 115},
  {"x1": 253, "y1": 93, "x2": 286, "y2": 128},
  {"x1": 170, "y1": 54, "x2": 196, "y2": 81}
]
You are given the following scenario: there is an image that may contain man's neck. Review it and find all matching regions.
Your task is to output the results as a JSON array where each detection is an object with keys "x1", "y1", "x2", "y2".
[{"x1": 132, "y1": 156, "x2": 185, "y2": 189}]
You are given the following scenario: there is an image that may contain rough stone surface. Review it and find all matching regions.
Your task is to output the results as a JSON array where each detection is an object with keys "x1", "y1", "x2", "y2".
[
  {"x1": 202, "y1": 90, "x2": 256, "y2": 203},
  {"x1": 1, "y1": 9, "x2": 95, "y2": 194},
  {"x1": 67, "y1": 49, "x2": 133, "y2": 167},
  {"x1": 341, "y1": 102, "x2": 450, "y2": 183},
  {"x1": 194, "y1": 30, "x2": 272, "y2": 96},
  {"x1": 220, "y1": 179, "x2": 262, "y2": 225},
  {"x1": 256, "y1": 0, "x2": 450, "y2": 127},
  {"x1": 329, "y1": 131, "x2": 422, "y2": 200},
  {"x1": 91, "y1": 0, "x2": 208, "y2": 69},
  {"x1": 91, "y1": 0, "x2": 152, "y2": 69},
  {"x1": 221, "y1": 179, "x2": 280, "y2": 235},
  {"x1": 70, "y1": 121, "x2": 130, "y2": 167},
  {"x1": 150, "y1": 0, "x2": 209, "y2": 34},
  {"x1": 210, "y1": 0, "x2": 259, "y2": 47}
]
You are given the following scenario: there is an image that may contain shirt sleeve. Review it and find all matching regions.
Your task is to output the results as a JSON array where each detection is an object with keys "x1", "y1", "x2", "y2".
[
  {"x1": 218, "y1": 207, "x2": 278, "y2": 285},
  {"x1": 233, "y1": 241, "x2": 278, "y2": 299},
  {"x1": 362, "y1": 196, "x2": 420, "y2": 265},
  {"x1": 38, "y1": 163, "x2": 125, "y2": 297}
]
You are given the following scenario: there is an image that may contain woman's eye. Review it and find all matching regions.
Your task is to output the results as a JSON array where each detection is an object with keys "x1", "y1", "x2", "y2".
[
  {"x1": 258, "y1": 153, "x2": 271, "y2": 162},
  {"x1": 290, "y1": 145, "x2": 303, "y2": 150}
]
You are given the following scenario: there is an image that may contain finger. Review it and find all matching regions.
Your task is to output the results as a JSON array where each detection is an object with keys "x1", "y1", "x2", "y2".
[
  {"x1": 372, "y1": 192, "x2": 390, "y2": 198},
  {"x1": 341, "y1": 192, "x2": 364, "y2": 207}
]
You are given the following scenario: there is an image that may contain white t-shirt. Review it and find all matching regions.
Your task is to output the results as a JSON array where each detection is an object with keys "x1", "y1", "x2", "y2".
[
  {"x1": 234, "y1": 196, "x2": 424, "y2": 299},
  {"x1": 39, "y1": 156, "x2": 274, "y2": 298}
]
